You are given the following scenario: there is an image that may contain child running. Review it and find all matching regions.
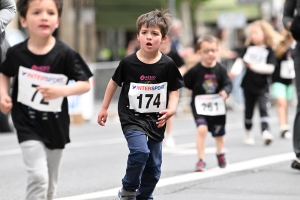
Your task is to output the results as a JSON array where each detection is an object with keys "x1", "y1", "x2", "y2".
[
  {"x1": 183, "y1": 35, "x2": 232, "y2": 172},
  {"x1": 272, "y1": 30, "x2": 295, "y2": 139},
  {"x1": 98, "y1": 9, "x2": 184, "y2": 200},
  {"x1": 159, "y1": 34, "x2": 186, "y2": 147},
  {"x1": 0, "y1": 0, "x2": 93, "y2": 199}
]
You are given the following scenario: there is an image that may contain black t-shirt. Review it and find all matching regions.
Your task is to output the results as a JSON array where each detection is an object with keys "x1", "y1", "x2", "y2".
[
  {"x1": 112, "y1": 53, "x2": 184, "y2": 141},
  {"x1": 272, "y1": 49, "x2": 293, "y2": 85},
  {"x1": 0, "y1": 39, "x2": 93, "y2": 149},
  {"x1": 239, "y1": 46, "x2": 276, "y2": 94},
  {"x1": 183, "y1": 62, "x2": 232, "y2": 125},
  {"x1": 166, "y1": 49, "x2": 185, "y2": 68}
]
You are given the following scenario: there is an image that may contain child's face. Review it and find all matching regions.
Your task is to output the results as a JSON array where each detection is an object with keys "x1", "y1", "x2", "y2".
[
  {"x1": 20, "y1": 0, "x2": 60, "y2": 38},
  {"x1": 137, "y1": 24, "x2": 166, "y2": 54},
  {"x1": 250, "y1": 26, "x2": 265, "y2": 45},
  {"x1": 199, "y1": 41, "x2": 218, "y2": 65}
]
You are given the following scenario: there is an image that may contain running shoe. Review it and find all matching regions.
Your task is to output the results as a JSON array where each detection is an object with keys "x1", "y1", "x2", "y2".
[
  {"x1": 195, "y1": 160, "x2": 206, "y2": 172},
  {"x1": 262, "y1": 130, "x2": 273, "y2": 145},
  {"x1": 281, "y1": 130, "x2": 292, "y2": 139},
  {"x1": 217, "y1": 153, "x2": 227, "y2": 168},
  {"x1": 164, "y1": 135, "x2": 176, "y2": 148},
  {"x1": 244, "y1": 131, "x2": 255, "y2": 145},
  {"x1": 118, "y1": 188, "x2": 136, "y2": 200},
  {"x1": 291, "y1": 158, "x2": 300, "y2": 171}
]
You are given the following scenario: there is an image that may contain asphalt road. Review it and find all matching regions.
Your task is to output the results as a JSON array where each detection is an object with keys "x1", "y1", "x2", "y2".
[{"x1": 0, "y1": 105, "x2": 299, "y2": 200}]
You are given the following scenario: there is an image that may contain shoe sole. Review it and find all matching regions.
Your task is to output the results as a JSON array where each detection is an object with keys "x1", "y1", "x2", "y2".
[
  {"x1": 265, "y1": 138, "x2": 272, "y2": 145},
  {"x1": 195, "y1": 168, "x2": 206, "y2": 172}
]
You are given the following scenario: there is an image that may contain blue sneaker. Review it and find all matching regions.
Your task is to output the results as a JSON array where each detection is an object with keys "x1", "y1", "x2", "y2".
[{"x1": 118, "y1": 188, "x2": 136, "y2": 200}]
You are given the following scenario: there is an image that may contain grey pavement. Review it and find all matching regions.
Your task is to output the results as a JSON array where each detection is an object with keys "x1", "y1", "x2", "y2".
[{"x1": 0, "y1": 103, "x2": 299, "y2": 200}]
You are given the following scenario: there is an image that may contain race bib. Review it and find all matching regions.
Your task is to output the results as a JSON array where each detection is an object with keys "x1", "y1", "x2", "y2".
[
  {"x1": 243, "y1": 46, "x2": 269, "y2": 65},
  {"x1": 195, "y1": 94, "x2": 226, "y2": 116},
  {"x1": 17, "y1": 66, "x2": 68, "y2": 112},
  {"x1": 128, "y1": 82, "x2": 167, "y2": 113},
  {"x1": 280, "y1": 60, "x2": 295, "y2": 79}
]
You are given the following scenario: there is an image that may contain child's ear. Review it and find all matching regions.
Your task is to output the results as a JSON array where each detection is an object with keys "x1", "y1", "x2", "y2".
[
  {"x1": 19, "y1": 16, "x2": 27, "y2": 28},
  {"x1": 55, "y1": 18, "x2": 61, "y2": 29},
  {"x1": 162, "y1": 35, "x2": 167, "y2": 42}
]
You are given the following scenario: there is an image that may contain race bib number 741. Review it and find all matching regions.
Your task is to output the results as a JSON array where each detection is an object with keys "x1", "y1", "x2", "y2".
[
  {"x1": 128, "y1": 82, "x2": 167, "y2": 113},
  {"x1": 17, "y1": 66, "x2": 68, "y2": 112}
]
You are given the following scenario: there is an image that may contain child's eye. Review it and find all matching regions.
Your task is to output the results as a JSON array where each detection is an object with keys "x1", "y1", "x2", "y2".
[
  {"x1": 33, "y1": 11, "x2": 39, "y2": 15},
  {"x1": 153, "y1": 32, "x2": 159, "y2": 36},
  {"x1": 48, "y1": 12, "x2": 55, "y2": 15},
  {"x1": 141, "y1": 31, "x2": 146, "y2": 34}
]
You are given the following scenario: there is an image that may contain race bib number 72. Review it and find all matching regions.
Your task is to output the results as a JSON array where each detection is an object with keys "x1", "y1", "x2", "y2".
[
  {"x1": 17, "y1": 66, "x2": 68, "y2": 112},
  {"x1": 128, "y1": 82, "x2": 167, "y2": 113}
]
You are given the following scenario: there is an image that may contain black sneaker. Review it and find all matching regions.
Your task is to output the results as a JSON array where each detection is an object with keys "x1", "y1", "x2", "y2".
[
  {"x1": 217, "y1": 153, "x2": 227, "y2": 168},
  {"x1": 291, "y1": 158, "x2": 300, "y2": 171},
  {"x1": 118, "y1": 188, "x2": 136, "y2": 200}
]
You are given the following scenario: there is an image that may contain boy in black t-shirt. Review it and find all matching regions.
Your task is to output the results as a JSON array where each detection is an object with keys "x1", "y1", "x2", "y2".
[
  {"x1": 98, "y1": 9, "x2": 184, "y2": 200},
  {"x1": 184, "y1": 35, "x2": 232, "y2": 172},
  {"x1": 0, "y1": 1, "x2": 93, "y2": 199}
]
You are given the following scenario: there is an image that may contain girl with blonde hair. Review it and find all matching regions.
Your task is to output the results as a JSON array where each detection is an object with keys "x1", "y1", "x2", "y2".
[{"x1": 230, "y1": 20, "x2": 277, "y2": 146}]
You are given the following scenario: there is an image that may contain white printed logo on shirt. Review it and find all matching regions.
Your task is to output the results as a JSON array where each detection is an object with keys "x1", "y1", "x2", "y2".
[
  {"x1": 18, "y1": 66, "x2": 68, "y2": 112},
  {"x1": 243, "y1": 46, "x2": 269, "y2": 65},
  {"x1": 128, "y1": 82, "x2": 167, "y2": 113},
  {"x1": 280, "y1": 60, "x2": 295, "y2": 79},
  {"x1": 195, "y1": 94, "x2": 226, "y2": 116}
]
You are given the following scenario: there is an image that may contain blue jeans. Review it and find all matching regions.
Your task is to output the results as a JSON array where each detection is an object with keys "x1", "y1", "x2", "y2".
[{"x1": 122, "y1": 130, "x2": 162, "y2": 200}]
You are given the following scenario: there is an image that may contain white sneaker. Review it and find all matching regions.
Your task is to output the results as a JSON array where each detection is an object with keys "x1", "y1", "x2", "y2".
[
  {"x1": 244, "y1": 131, "x2": 255, "y2": 145},
  {"x1": 262, "y1": 130, "x2": 273, "y2": 145},
  {"x1": 164, "y1": 135, "x2": 176, "y2": 148},
  {"x1": 282, "y1": 130, "x2": 292, "y2": 139}
]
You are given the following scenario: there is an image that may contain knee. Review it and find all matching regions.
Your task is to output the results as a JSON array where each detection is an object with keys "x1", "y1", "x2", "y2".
[
  {"x1": 143, "y1": 165, "x2": 161, "y2": 182},
  {"x1": 129, "y1": 151, "x2": 150, "y2": 163},
  {"x1": 29, "y1": 169, "x2": 48, "y2": 187}
]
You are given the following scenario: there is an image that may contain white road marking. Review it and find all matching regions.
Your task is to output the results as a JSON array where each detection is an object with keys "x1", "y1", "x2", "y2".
[{"x1": 55, "y1": 152, "x2": 295, "y2": 200}]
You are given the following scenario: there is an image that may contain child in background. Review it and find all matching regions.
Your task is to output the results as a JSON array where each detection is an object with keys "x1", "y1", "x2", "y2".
[
  {"x1": 160, "y1": 34, "x2": 186, "y2": 147},
  {"x1": 184, "y1": 35, "x2": 232, "y2": 172},
  {"x1": 0, "y1": 0, "x2": 93, "y2": 199},
  {"x1": 230, "y1": 20, "x2": 277, "y2": 146},
  {"x1": 98, "y1": 9, "x2": 184, "y2": 200},
  {"x1": 272, "y1": 30, "x2": 295, "y2": 139}
]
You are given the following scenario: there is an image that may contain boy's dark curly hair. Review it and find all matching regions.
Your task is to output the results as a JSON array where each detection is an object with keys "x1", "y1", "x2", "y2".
[{"x1": 17, "y1": 0, "x2": 63, "y2": 18}]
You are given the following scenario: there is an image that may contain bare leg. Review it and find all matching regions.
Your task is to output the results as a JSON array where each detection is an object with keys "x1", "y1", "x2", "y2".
[
  {"x1": 215, "y1": 136, "x2": 225, "y2": 154},
  {"x1": 196, "y1": 125, "x2": 208, "y2": 160}
]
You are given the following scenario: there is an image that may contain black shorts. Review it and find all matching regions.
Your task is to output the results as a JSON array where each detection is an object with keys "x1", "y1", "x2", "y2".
[{"x1": 195, "y1": 118, "x2": 225, "y2": 137}]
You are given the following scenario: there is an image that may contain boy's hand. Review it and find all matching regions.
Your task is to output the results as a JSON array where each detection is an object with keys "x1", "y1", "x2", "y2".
[
  {"x1": 157, "y1": 109, "x2": 175, "y2": 128},
  {"x1": 0, "y1": 95, "x2": 13, "y2": 114},
  {"x1": 246, "y1": 63, "x2": 252, "y2": 68},
  {"x1": 219, "y1": 90, "x2": 228, "y2": 99},
  {"x1": 98, "y1": 108, "x2": 108, "y2": 126},
  {"x1": 37, "y1": 85, "x2": 65, "y2": 101}
]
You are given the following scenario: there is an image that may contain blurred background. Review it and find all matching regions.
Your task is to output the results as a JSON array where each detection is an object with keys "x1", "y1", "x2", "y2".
[{"x1": 6, "y1": 0, "x2": 287, "y2": 123}]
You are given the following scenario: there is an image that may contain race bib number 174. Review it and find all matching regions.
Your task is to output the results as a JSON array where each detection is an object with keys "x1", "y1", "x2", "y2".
[
  {"x1": 128, "y1": 82, "x2": 167, "y2": 113},
  {"x1": 17, "y1": 66, "x2": 68, "y2": 112}
]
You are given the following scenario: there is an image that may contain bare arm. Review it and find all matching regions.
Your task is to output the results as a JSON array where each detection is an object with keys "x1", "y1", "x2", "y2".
[
  {"x1": 37, "y1": 80, "x2": 91, "y2": 101},
  {"x1": 0, "y1": 0, "x2": 16, "y2": 33},
  {"x1": 98, "y1": 79, "x2": 119, "y2": 126},
  {"x1": 0, "y1": 74, "x2": 12, "y2": 114},
  {"x1": 157, "y1": 90, "x2": 180, "y2": 128},
  {"x1": 249, "y1": 64, "x2": 275, "y2": 74}
]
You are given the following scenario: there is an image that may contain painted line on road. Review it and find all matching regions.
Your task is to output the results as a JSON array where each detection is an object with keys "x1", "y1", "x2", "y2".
[{"x1": 55, "y1": 152, "x2": 295, "y2": 200}]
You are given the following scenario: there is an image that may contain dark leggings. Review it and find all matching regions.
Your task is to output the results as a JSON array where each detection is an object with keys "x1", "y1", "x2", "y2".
[
  {"x1": 293, "y1": 47, "x2": 300, "y2": 158},
  {"x1": 243, "y1": 89, "x2": 269, "y2": 133}
]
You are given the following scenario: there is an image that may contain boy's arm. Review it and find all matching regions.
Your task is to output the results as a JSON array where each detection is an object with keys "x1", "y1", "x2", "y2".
[
  {"x1": 98, "y1": 79, "x2": 119, "y2": 126},
  {"x1": 0, "y1": 74, "x2": 12, "y2": 114},
  {"x1": 37, "y1": 80, "x2": 91, "y2": 101},
  {"x1": 157, "y1": 89, "x2": 179, "y2": 128}
]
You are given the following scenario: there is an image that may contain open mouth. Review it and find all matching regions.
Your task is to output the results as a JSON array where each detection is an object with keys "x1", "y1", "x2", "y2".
[
  {"x1": 39, "y1": 25, "x2": 49, "y2": 28},
  {"x1": 146, "y1": 42, "x2": 152, "y2": 47}
]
